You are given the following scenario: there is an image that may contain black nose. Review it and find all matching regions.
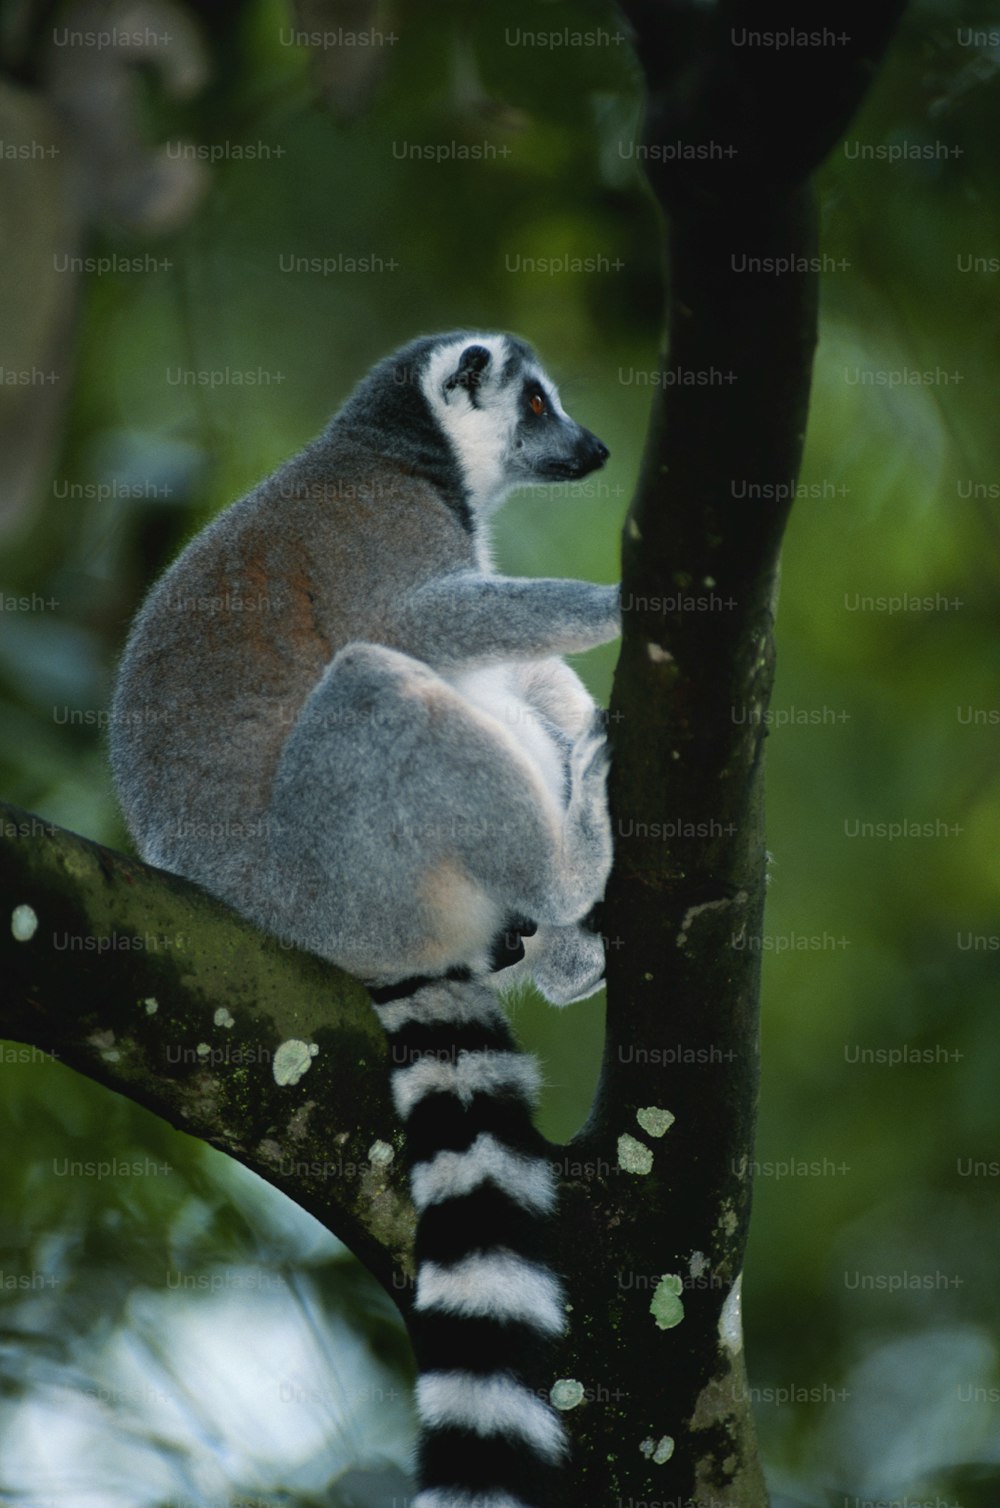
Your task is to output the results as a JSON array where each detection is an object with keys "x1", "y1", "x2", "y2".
[{"x1": 584, "y1": 430, "x2": 610, "y2": 467}]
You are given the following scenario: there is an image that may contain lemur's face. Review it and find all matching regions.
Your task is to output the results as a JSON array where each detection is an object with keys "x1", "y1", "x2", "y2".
[
  {"x1": 509, "y1": 368, "x2": 610, "y2": 483},
  {"x1": 421, "y1": 334, "x2": 609, "y2": 514}
]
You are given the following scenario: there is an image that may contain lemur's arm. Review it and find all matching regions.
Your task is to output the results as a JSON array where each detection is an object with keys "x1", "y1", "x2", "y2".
[{"x1": 387, "y1": 572, "x2": 620, "y2": 668}]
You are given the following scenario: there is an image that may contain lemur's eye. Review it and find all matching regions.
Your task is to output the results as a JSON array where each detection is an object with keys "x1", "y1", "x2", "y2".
[{"x1": 529, "y1": 392, "x2": 546, "y2": 416}]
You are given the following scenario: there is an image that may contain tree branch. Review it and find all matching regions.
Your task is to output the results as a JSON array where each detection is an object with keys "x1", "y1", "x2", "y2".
[{"x1": 0, "y1": 802, "x2": 415, "y2": 1299}]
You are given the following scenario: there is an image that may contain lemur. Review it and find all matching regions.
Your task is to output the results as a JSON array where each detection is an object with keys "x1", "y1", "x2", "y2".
[{"x1": 110, "y1": 332, "x2": 620, "y2": 1508}]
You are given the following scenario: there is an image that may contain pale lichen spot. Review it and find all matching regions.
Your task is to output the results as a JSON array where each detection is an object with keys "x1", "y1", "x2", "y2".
[
  {"x1": 143, "y1": 997, "x2": 158, "y2": 1015},
  {"x1": 196, "y1": 1042, "x2": 211, "y2": 1059},
  {"x1": 618, "y1": 1133, "x2": 653, "y2": 1175},
  {"x1": 368, "y1": 1139, "x2": 394, "y2": 1167},
  {"x1": 551, "y1": 1378, "x2": 585, "y2": 1411},
  {"x1": 11, "y1": 904, "x2": 38, "y2": 942},
  {"x1": 719, "y1": 1273, "x2": 744, "y2": 1354},
  {"x1": 718, "y1": 1200, "x2": 739, "y2": 1238},
  {"x1": 287, "y1": 1102, "x2": 315, "y2": 1140},
  {"x1": 640, "y1": 1435, "x2": 675, "y2": 1464},
  {"x1": 676, "y1": 891, "x2": 748, "y2": 949},
  {"x1": 650, "y1": 1274, "x2": 685, "y2": 1330},
  {"x1": 647, "y1": 642, "x2": 673, "y2": 664},
  {"x1": 101, "y1": 1048, "x2": 121, "y2": 1063},
  {"x1": 213, "y1": 1007, "x2": 235, "y2": 1030},
  {"x1": 627, "y1": 517, "x2": 642, "y2": 541},
  {"x1": 643, "y1": 971, "x2": 654, "y2": 982},
  {"x1": 637, "y1": 1106, "x2": 675, "y2": 1138},
  {"x1": 273, "y1": 1038, "x2": 319, "y2": 1087},
  {"x1": 689, "y1": 1250, "x2": 708, "y2": 1280}
]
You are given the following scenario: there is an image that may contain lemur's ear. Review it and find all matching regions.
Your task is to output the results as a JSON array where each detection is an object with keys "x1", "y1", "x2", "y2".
[{"x1": 444, "y1": 344, "x2": 492, "y2": 399}]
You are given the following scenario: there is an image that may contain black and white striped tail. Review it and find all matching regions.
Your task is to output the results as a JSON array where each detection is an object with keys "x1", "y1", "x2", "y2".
[{"x1": 373, "y1": 977, "x2": 568, "y2": 1508}]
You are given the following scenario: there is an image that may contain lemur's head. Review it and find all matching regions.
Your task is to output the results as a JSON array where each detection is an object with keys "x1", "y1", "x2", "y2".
[{"x1": 418, "y1": 332, "x2": 609, "y2": 515}]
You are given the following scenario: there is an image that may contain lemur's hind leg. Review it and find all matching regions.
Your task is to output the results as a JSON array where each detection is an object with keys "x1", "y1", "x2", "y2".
[
  {"x1": 492, "y1": 711, "x2": 613, "y2": 1005},
  {"x1": 556, "y1": 713, "x2": 613, "y2": 914},
  {"x1": 268, "y1": 643, "x2": 611, "y2": 987}
]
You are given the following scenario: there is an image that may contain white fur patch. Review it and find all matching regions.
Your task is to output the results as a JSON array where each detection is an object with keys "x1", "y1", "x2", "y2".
[
  {"x1": 417, "y1": 1371, "x2": 568, "y2": 1461},
  {"x1": 419, "y1": 333, "x2": 527, "y2": 514},
  {"x1": 443, "y1": 665, "x2": 569, "y2": 807},
  {"x1": 410, "y1": 1133, "x2": 557, "y2": 1214},
  {"x1": 416, "y1": 1251, "x2": 566, "y2": 1334},
  {"x1": 390, "y1": 1050, "x2": 541, "y2": 1120},
  {"x1": 373, "y1": 979, "x2": 506, "y2": 1036}
]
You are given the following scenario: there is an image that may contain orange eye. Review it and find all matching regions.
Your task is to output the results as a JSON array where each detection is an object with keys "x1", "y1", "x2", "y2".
[{"x1": 530, "y1": 393, "x2": 546, "y2": 416}]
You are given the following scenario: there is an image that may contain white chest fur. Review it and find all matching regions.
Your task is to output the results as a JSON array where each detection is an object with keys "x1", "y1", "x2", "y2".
[{"x1": 443, "y1": 665, "x2": 568, "y2": 808}]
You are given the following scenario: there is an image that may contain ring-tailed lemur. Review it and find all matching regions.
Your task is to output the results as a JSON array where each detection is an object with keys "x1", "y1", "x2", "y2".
[{"x1": 110, "y1": 332, "x2": 620, "y2": 1508}]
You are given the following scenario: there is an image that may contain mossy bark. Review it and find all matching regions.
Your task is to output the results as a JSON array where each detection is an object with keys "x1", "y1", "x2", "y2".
[{"x1": 0, "y1": 806, "x2": 415, "y2": 1293}]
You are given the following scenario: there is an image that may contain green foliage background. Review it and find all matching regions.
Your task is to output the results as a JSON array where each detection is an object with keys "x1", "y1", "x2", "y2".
[{"x1": 1, "y1": 1, "x2": 998, "y2": 1503}]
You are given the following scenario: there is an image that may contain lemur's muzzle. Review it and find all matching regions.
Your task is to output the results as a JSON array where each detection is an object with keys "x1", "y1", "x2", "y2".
[
  {"x1": 539, "y1": 427, "x2": 610, "y2": 480},
  {"x1": 579, "y1": 430, "x2": 610, "y2": 472}
]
